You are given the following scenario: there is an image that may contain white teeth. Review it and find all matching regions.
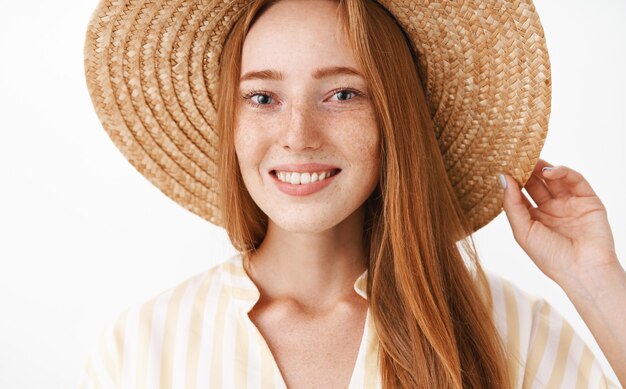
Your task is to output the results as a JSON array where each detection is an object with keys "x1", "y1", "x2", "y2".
[{"x1": 275, "y1": 170, "x2": 336, "y2": 185}]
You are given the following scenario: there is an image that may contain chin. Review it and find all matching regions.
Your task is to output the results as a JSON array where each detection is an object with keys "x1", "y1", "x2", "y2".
[{"x1": 267, "y1": 207, "x2": 352, "y2": 234}]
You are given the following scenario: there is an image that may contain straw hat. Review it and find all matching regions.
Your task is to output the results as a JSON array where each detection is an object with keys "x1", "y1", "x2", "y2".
[{"x1": 83, "y1": 0, "x2": 551, "y2": 233}]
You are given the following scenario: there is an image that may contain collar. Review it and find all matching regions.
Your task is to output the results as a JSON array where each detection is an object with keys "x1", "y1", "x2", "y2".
[{"x1": 222, "y1": 254, "x2": 368, "y2": 313}]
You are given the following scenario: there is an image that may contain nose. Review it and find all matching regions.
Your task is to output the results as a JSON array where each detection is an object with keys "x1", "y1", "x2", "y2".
[{"x1": 279, "y1": 102, "x2": 323, "y2": 152}]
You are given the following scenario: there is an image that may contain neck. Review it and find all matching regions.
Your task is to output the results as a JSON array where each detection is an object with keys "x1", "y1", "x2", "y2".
[{"x1": 246, "y1": 206, "x2": 368, "y2": 312}]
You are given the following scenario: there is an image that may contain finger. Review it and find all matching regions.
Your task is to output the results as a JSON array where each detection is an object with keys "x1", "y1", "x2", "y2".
[
  {"x1": 533, "y1": 158, "x2": 577, "y2": 198},
  {"x1": 541, "y1": 164, "x2": 597, "y2": 198},
  {"x1": 500, "y1": 174, "x2": 532, "y2": 242},
  {"x1": 523, "y1": 172, "x2": 554, "y2": 206}
]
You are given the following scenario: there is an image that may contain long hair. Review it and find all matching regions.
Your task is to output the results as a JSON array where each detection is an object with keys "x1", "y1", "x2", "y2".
[{"x1": 216, "y1": 1, "x2": 511, "y2": 387}]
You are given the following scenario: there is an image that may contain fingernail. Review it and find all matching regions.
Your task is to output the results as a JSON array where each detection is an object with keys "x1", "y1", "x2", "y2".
[
  {"x1": 498, "y1": 173, "x2": 507, "y2": 189},
  {"x1": 542, "y1": 166, "x2": 555, "y2": 172}
]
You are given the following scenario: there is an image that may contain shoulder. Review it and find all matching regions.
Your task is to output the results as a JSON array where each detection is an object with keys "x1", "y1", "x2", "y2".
[
  {"x1": 482, "y1": 270, "x2": 542, "y2": 336},
  {"x1": 111, "y1": 255, "x2": 235, "y2": 335},
  {"x1": 78, "y1": 254, "x2": 243, "y2": 388},
  {"x1": 117, "y1": 257, "x2": 227, "y2": 330},
  {"x1": 482, "y1": 270, "x2": 619, "y2": 389},
  {"x1": 106, "y1": 254, "x2": 246, "y2": 339}
]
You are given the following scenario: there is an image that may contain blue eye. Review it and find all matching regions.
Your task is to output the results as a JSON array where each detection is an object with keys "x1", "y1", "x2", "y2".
[
  {"x1": 242, "y1": 90, "x2": 275, "y2": 108},
  {"x1": 332, "y1": 90, "x2": 355, "y2": 101},
  {"x1": 250, "y1": 93, "x2": 272, "y2": 105}
]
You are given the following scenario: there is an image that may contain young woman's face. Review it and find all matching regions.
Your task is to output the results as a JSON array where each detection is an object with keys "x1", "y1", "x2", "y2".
[{"x1": 235, "y1": 0, "x2": 380, "y2": 233}]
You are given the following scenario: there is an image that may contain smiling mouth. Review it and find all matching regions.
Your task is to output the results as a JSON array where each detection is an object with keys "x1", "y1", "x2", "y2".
[{"x1": 270, "y1": 168, "x2": 341, "y2": 185}]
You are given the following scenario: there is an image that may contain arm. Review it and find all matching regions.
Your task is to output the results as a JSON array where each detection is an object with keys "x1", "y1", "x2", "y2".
[
  {"x1": 499, "y1": 159, "x2": 625, "y2": 386},
  {"x1": 560, "y1": 259, "x2": 626, "y2": 387}
]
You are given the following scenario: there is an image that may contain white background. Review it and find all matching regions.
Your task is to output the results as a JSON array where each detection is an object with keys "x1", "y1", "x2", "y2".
[{"x1": 0, "y1": 0, "x2": 624, "y2": 387}]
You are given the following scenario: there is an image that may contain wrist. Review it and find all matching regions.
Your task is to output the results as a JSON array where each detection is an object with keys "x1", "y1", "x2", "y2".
[{"x1": 558, "y1": 257, "x2": 625, "y2": 301}]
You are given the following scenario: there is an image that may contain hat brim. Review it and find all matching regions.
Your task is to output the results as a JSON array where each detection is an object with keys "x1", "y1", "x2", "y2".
[{"x1": 84, "y1": 0, "x2": 550, "y2": 233}]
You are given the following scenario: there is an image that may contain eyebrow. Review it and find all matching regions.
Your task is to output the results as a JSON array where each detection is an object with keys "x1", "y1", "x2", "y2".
[{"x1": 239, "y1": 66, "x2": 364, "y2": 82}]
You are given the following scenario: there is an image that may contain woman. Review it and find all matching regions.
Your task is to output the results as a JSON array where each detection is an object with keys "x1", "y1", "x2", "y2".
[{"x1": 80, "y1": 0, "x2": 625, "y2": 387}]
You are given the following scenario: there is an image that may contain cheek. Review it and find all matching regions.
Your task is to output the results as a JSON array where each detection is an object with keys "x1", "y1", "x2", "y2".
[
  {"x1": 234, "y1": 117, "x2": 268, "y2": 171},
  {"x1": 233, "y1": 129, "x2": 251, "y2": 166},
  {"x1": 334, "y1": 113, "x2": 380, "y2": 169}
]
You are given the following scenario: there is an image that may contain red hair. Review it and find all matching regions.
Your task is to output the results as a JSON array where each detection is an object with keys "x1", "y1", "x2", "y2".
[{"x1": 216, "y1": 1, "x2": 511, "y2": 387}]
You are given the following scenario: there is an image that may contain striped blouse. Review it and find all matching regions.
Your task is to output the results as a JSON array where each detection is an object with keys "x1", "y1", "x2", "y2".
[{"x1": 78, "y1": 254, "x2": 619, "y2": 388}]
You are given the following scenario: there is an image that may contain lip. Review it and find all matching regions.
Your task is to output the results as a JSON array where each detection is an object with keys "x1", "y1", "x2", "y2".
[
  {"x1": 269, "y1": 167, "x2": 341, "y2": 196},
  {"x1": 268, "y1": 163, "x2": 340, "y2": 173}
]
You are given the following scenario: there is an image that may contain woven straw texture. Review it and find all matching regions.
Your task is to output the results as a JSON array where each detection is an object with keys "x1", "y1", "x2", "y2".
[{"x1": 84, "y1": 0, "x2": 551, "y2": 233}]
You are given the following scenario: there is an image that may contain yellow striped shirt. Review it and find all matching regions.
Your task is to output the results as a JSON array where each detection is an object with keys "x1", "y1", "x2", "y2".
[{"x1": 78, "y1": 254, "x2": 619, "y2": 388}]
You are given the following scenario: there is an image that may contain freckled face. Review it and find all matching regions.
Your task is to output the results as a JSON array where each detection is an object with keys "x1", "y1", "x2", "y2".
[{"x1": 234, "y1": 0, "x2": 380, "y2": 233}]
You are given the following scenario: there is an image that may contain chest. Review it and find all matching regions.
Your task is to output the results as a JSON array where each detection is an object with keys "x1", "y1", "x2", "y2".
[{"x1": 248, "y1": 303, "x2": 369, "y2": 389}]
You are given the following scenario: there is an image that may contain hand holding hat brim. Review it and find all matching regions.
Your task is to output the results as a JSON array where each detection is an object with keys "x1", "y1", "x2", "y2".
[{"x1": 500, "y1": 158, "x2": 617, "y2": 286}]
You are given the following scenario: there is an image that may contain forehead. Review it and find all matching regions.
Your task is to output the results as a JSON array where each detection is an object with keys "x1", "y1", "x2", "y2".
[{"x1": 240, "y1": 0, "x2": 359, "y2": 76}]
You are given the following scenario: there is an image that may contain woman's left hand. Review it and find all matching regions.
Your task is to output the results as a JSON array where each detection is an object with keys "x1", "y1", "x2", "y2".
[
  {"x1": 499, "y1": 158, "x2": 619, "y2": 287},
  {"x1": 500, "y1": 159, "x2": 626, "y2": 387}
]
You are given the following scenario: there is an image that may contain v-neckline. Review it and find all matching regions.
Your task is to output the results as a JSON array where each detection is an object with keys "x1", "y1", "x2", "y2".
[
  {"x1": 226, "y1": 254, "x2": 372, "y2": 388},
  {"x1": 243, "y1": 306, "x2": 370, "y2": 389}
]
